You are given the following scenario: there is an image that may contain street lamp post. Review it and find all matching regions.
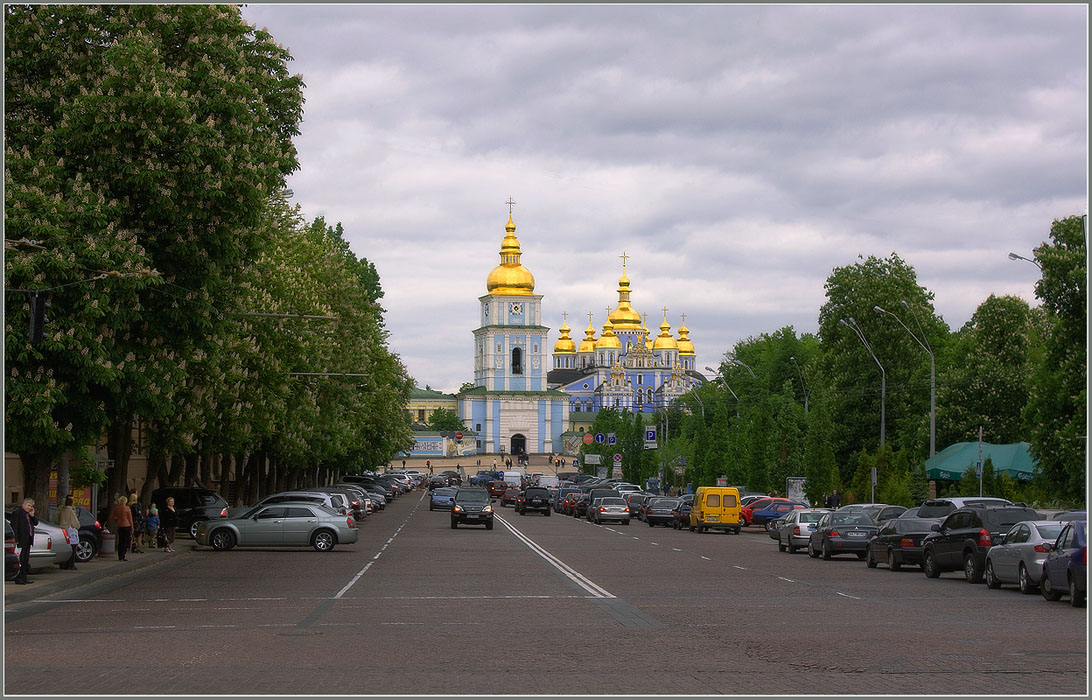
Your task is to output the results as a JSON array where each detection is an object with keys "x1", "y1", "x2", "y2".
[
  {"x1": 874, "y1": 302, "x2": 936, "y2": 457},
  {"x1": 706, "y1": 366, "x2": 739, "y2": 417},
  {"x1": 1007, "y1": 251, "x2": 1043, "y2": 270},
  {"x1": 839, "y1": 317, "x2": 885, "y2": 447},
  {"x1": 730, "y1": 357, "x2": 756, "y2": 378},
  {"x1": 789, "y1": 356, "x2": 809, "y2": 413}
]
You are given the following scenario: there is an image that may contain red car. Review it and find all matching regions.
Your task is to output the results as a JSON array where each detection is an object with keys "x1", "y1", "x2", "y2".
[
  {"x1": 561, "y1": 492, "x2": 581, "y2": 516},
  {"x1": 501, "y1": 488, "x2": 520, "y2": 508},
  {"x1": 487, "y1": 481, "x2": 508, "y2": 498},
  {"x1": 741, "y1": 497, "x2": 800, "y2": 527}
]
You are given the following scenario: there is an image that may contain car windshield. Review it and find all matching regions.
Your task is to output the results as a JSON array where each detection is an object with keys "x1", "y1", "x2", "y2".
[
  {"x1": 899, "y1": 518, "x2": 939, "y2": 532},
  {"x1": 799, "y1": 512, "x2": 825, "y2": 523},
  {"x1": 830, "y1": 513, "x2": 873, "y2": 526},
  {"x1": 860, "y1": 507, "x2": 884, "y2": 519},
  {"x1": 455, "y1": 490, "x2": 489, "y2": 503},
  {"x1": 916, "y1": 502, "x2": 955, "y2": 518},
  {"x1": 433, "y1": 488, "x2": 456, "y2": 496}
]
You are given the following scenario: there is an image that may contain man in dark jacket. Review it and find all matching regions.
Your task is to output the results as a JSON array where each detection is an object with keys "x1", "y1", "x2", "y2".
[{"x1": 11, "y1": 498, "x2": 36, "y2": 584}]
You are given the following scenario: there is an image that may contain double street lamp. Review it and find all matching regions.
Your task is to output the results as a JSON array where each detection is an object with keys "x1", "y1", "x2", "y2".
[
  {"x1": 874, "y1": 302, "x2": 936, "y2": 457},
  {"x1": 839, "y1": 317, "x2": 885, "y2": 447}
]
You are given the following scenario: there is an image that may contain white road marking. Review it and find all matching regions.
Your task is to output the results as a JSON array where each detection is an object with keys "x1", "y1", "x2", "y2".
[
  {"x1": 496, "y1": 514, "x2": 616, "y2": 599},
  {"x1": 632, "y1": 536, "x2": 640, "y2": 540},
  {"x1": 650, "y1": 542, "x2": 659, "y2": 546},
  {"x1": 836, "y1": 592, "x2": 861, "y2": 600},
  {"x1": 778, "y1": 576, "x2": 796, "y2": 583},
  {"x1": 734, "y1": 565, "x2": 747, "y2": 570},
  {"x1": 333, "y1": 493, "x2": 421, "y2": 599},
  {"x1": 700, "y1": 556, "x2": 711, "y2": 560},
  {"x1": 673, "y1": 548, "x2": 682, "y2": 552}
]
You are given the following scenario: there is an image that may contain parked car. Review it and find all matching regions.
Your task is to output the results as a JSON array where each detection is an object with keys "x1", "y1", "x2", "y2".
[
  {"x1": 516, "y1": 487, "x2": 552, "y2": 516},
  {"x1": 49, "y1": 504, "x2": 105, "y2": 563},
  {"x1": 196, "y1": 502, "x2": 357, "y2": 552},
  {"x1": 921, "y1": 505, "x2": 1041, "y2": 582},
  {"x1": 1052, "y1": 510, "x2": 1088, "y2": 522},
  {"x1": 915, "y1": 497, "x2": 1014, "y2": 520},
  {"x1": 5, "y1": 521, "x2": 21, "y2": 580},
  {"x1": 429, "y1": 487, "x2": 458, "y2": 511},
  {"x1": 572, "y1": 493, "x2": 593, "y2": 519},
  {"x1": 589, "y1": 497, "x2": 630, "y2": 525},
  {"x1": 151, "y1": 487, "x2": 230, "y2": 538},
  {"x1": 671, "y1": 500, "x2": 693, "y2": 530},
  {"x1": 625, "y1": 492, "x2": 651, "y2": 520},
  {"x1": 3, "y1": 511, "x2": 58, "y2": 572},
  {"x1": 560, "y1": 492, "x2": 581, "y2": 516},
  {"x1": 808, "y1": 511, "x2": 880, "y2": 560},
  {"x1": 752, "y1": 500, "x2": 809, "y2": 530},
  {"x1": 451, "y1": 488, "x2": 494, "y2": 530},
  {"x1": 645, "y1": 498, "x2": 681, "y2": 527},
  {"x1": 984, "y1": 520, "x2": 1065, "y2": 593},
  {"x1": 773, "y1": 509, "x2": 830, "y2": 553},
  {"x1": 866, "y1": 517, "x2": 942, "y2": 570},
  {"x1": 555, "y1": 487, "x2": 581, "y2": 512},
  {"x1": 230, "y1": 491, "x2": 348, "y2": 519},
  {"x1": 840, "y1": 503, "x2": 907, "y2": 524},
  {"x1": 1040, "y1": 520, "x2": 1086, "y2": 606},
  {"x1": 24, "y1": 517, "x2": 76, "y2": 568},
  {"x1": 898, "y1": 506, "x2": 922, "y2": 519},
  {"x1": 311, "y1": 487, "x2": 364, "y2": 519}
]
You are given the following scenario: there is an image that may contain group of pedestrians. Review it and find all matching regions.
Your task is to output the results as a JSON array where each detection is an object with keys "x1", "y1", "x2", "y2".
[{"x1": 105, "y1": 493, "x2": 179, "y2": 559}]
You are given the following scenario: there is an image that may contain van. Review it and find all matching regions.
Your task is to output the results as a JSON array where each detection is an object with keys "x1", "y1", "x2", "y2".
[
  {"x1": 689, "y1": 486, "x2": 742, "y2": 534},
  {"x1": 502, "y1": 472, "x2": 523, "y2": 489},
  {"x1": 537, "y1": 475, "x2": 560, "y2": 488}
]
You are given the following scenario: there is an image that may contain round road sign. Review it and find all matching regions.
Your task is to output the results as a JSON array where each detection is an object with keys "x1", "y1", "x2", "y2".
[
  {"x1": 455, "y1": 431, "x2": 463, "y2": 441},
  {"x1": 582, "y1": 433, "x2": 594, "y2": 445}
]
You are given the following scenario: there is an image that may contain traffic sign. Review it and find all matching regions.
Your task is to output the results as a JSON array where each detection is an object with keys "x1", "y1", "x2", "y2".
[
  {"x1": 975, "y1": 461, "x2": 982, "y2": 477},
  {"x1": 582, "y1": 433, "x2": 594, "y2": 445},
  {"x1": 644, "y1": 426, "x2": 657, "y2": 449},
  {"x1": 455, "y1": 431, "x2": 463, "y2": 441},
  {"x1": 594, "y1": 432, "x2": 606, "y2": 444},
  {"x1": 613, "y1": 453, "x2": 622, "y2": 464},
  {"x1": 607, "y1": 432, "x2": 616, "y2": 445}
]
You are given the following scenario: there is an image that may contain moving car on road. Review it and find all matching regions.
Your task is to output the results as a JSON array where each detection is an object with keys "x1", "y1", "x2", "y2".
[
  {"x1": 645, "y1": 498, "x2": 681, "y2": 527},
  {"x1": 588, "y1": 497, "x2": 630, "y2": 525},
  {"x1": 451, "y1": 488, "x2": 494, "y2": 530},
  {"x1": 516, "y1": 487, "x2": 552, "y2": 516},
  {"x1": 196, "y1": 502, "x2": 358, "y2": 552},
  {"x1": 429, "y1": 487, "x2": 458, "y2": 511}
]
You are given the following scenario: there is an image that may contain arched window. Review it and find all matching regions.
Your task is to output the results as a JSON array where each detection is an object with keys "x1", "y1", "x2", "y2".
[{"x1": 512, "y1": 347, "x2": 523, "y2": 374}]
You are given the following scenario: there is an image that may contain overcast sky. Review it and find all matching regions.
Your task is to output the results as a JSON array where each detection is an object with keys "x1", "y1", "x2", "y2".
[{"x1": 240, "y1": 4, "x2": 1088, "y2": 394}]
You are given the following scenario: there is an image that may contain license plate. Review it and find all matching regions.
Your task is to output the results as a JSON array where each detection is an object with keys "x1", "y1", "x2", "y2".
[
  {"x1": 707, "y1": 516, "x2": 719, "y2": 522},
  {"x1": 848, "y1": 531, "x2": 866, "y2": 537},
  {"x1": 467, "y1": 514, "x2": 479, "y2": 519}
]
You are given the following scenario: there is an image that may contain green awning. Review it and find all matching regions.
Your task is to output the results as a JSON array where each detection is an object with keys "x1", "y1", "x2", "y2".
[{"x1": 923, "y1": 441, "x2": 1037, "y2": 482}]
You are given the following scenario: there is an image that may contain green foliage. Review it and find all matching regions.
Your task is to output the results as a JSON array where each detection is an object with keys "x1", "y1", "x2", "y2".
[
  {"x1": 427, "y1": 408, "x2": 464, "y2": 432},
  {"x1": 1024, "y1": 215, "x2": 1087, "y2": 502},
  {"x1": 70, "y1": 464, "x2": 107, "y2": 489}
]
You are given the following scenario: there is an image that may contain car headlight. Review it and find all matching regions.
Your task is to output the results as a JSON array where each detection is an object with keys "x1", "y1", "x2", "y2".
[
  {"x1": 453, "y1": 505, "x2": 463, "y2": 512},
  {"x1": 483, "y1": 506, "x2": 493, "y2": 513}
]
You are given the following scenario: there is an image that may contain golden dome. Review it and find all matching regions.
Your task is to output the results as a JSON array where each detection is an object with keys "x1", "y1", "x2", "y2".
[
  {"x1": 677, "y1": 318, "x2": 695, "y2": 356},
  {"x1": 553, "y1": 319, "x2": 576, "y2": 354},
  {"x1": 653, "y1": 315, "x2": 678, "y2": 350},
  {"x1": 596, "y1": 319, "x2": 622, "y2": 350},
  {"x1": 578, "y1": 321, "x2": 598, "y2": 353},
  {"x1": 485, "y1": 215, "x2": 535, "y2": 295},
  {"x1": 607, "y1": 270, "x2": 642, "y2": 328}
]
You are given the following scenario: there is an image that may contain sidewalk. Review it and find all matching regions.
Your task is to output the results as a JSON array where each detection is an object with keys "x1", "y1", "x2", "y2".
[{"x1": 4, "y1": 540, "x2": 195, "y2": 605}]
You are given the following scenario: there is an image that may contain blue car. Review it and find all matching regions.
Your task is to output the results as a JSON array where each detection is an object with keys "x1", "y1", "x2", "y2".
[
  {"x1": 1041, "y1": 520, "x2": 1086, "y2": 607},
  {"x1": 429, "y1": 487, "x2": 458, "y2": 511}
]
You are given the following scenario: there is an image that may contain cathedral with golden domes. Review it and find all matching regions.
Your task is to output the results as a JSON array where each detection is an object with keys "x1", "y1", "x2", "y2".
[{"x1": 446, "y1": 207, "x2": 703, "y2": 458}]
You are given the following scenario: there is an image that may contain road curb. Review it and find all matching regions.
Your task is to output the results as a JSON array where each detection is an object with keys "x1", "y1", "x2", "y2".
[{"x1": 4, "y1": 542, "x2": 196, "y2": 605}]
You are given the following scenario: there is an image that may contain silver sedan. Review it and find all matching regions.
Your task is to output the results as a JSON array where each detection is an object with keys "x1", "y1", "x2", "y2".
[
  {"x1": 985, "y1": 520, "x2": 1065, "y2": 594},
  {"x1": 196, "y1": 502, "x2": 358, "y2": 552},
  {"x1": 774, "y1": 509, "x2": 830, "y2": 553}
]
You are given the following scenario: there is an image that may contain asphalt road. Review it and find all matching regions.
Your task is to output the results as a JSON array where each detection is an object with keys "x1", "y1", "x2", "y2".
[{"x1": 4, "y1": 489, "x2": 1086, "y2": 695}]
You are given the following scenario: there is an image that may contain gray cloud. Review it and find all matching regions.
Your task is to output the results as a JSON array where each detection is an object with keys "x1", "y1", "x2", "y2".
[{"x1": 242, "y1": 3, "x2": 1087, "y2": 392}]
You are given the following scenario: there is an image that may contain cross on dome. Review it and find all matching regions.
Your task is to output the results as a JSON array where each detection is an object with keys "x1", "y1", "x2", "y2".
[{"x1": 505, "y1": 197, "x2": 517, "y2": 217}]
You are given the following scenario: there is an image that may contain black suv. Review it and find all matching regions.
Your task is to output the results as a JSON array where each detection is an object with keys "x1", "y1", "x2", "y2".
[
  {"x1": 516, "y1": 487, "x2": 552, "y2": 516},
  {"x1": 451, "y1": 488, "x2": 494, "y2": 530},
  {"x1": 151, "y1": 487, "x2": 229, "y2": 539},
  {"x1": 922, "y1": 505, "x2": 1041, "y2": 582}
]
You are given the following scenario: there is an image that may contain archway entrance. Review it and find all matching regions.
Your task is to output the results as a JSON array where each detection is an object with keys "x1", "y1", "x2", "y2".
[{"x1": 510, "y1": 434, "x2": 526, "y2": 457}]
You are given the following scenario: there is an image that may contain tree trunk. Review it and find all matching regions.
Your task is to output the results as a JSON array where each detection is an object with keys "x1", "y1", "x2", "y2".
[
  {"x1": 167, "y1": 454, "x2": 186, "y2": 487},
  {"x1": 56, "y1": 452, "x2": 71, "y2": 508},
  {"x1": 184, "y1": 453, "x2": 199, "y2": 487},
  {"x1": 105, "y1": 418, "x2": 133, "y2": 504},
  {"x1": 140, "y1": 453, "x2": 165, "y2": 504},
  {"x1": 199, "y1": 453, "x2": 214, "y2": 489},
  {"x1": 18, "y1": 448, "x2": 52, "y2": 516}
]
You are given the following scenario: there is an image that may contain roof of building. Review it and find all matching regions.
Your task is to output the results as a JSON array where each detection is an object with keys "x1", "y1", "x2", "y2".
[
  {"x1": 547, "y1": 367, "x2": 594, "y2": 386},
  {"x1": 409, "y1": 387, "x2": 457, "y2": 400}
]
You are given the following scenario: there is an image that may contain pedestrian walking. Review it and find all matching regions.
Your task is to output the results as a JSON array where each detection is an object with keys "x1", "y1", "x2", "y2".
[
  {"x1": 11, "y1": 498, "x2": 37, "y2": 584},
  {"x1": 56, "y1": 495, "x2": 81, "y2": 570},
  {"x1": 145, "y1": 505, "x2": 160, "y2": 550},
  {"x1": 160, "y1": 496, "x2": 179, "y2": 552},
  {"x1": 110, "y1": 495, "x2": 133, "y2": 561},
  {"x1": 129, "y1": 493, "x2": 147, "y2": 553}
]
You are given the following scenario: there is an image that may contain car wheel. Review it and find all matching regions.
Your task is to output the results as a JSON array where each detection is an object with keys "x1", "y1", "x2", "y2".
[
  {"x1": 822, "y1": 541, "x2": 832, "y2": 560},
  {"x1": 734, "y1": 528, "x2": 741, "y2": 535},
  {"x1": 923, "y1": 549, "x2": 940, "y2": 578},
  {"x1": 648, "y1": 520, "x2": 655, "y2": 527},
  {"x1": 888, "y1": 549, "x2": 902, "y2": 572},
  {"x1": 865, "y1": 545, "x2": 877, "y2": 568},
  {"x1": 855, "y1": 552, "x2": 867, "y2": 560},
  {"x1": 486, "y1": 521, "x2": 494, "y2": 531},
  {"x1": 1069, "y1": 575, "x2": 1085, "y2": 607},
  {"x1": 1018, "y1": 563, "x2": 1036, "y2": 594},
  {"x1": 622, "y1": 519, "x2": 630, "y2": 526},
  {"x1": 963, "y1": 552, "x2": 983, "y2": 583},
  {"x1": 808, "y1": 540, "x2": 819, "y2": 558},
  {"x1": 210, "y1": 529, "x2": 236, "y2": 551},
  {"x1": 545, "y1": 510, "x2": 550, "y2": 517},
  {"x1": 1041, "y1": 571, "x2": 1063, "y2": 601},
  {"x1": 787, "y1": 542, "x2": 796, "y2": 554},
  {"x1": 189, "y1": 519, "x2": 205, "y2": 539},
  {"x1": 451, "y1": 520, "x2": 458, "y2": 529},
  {"x1": 764, "y1": 520, "x2": 775, "y2": 532},
  {"x1": 689, "y1": 524, "x2": 696, "y2": 532},
  {"x1": 985, "y1": 559, "x2": 1002, "y2": 589},
  {"x1": 74, "y1": 537, "x2": 97, "y2": 563},
  {"x1": 778, "y1": 541, "x2": 787, "y2": 552},
  {"x1": 311, "y1": 530, "x2": 336, "y2": 552}
]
